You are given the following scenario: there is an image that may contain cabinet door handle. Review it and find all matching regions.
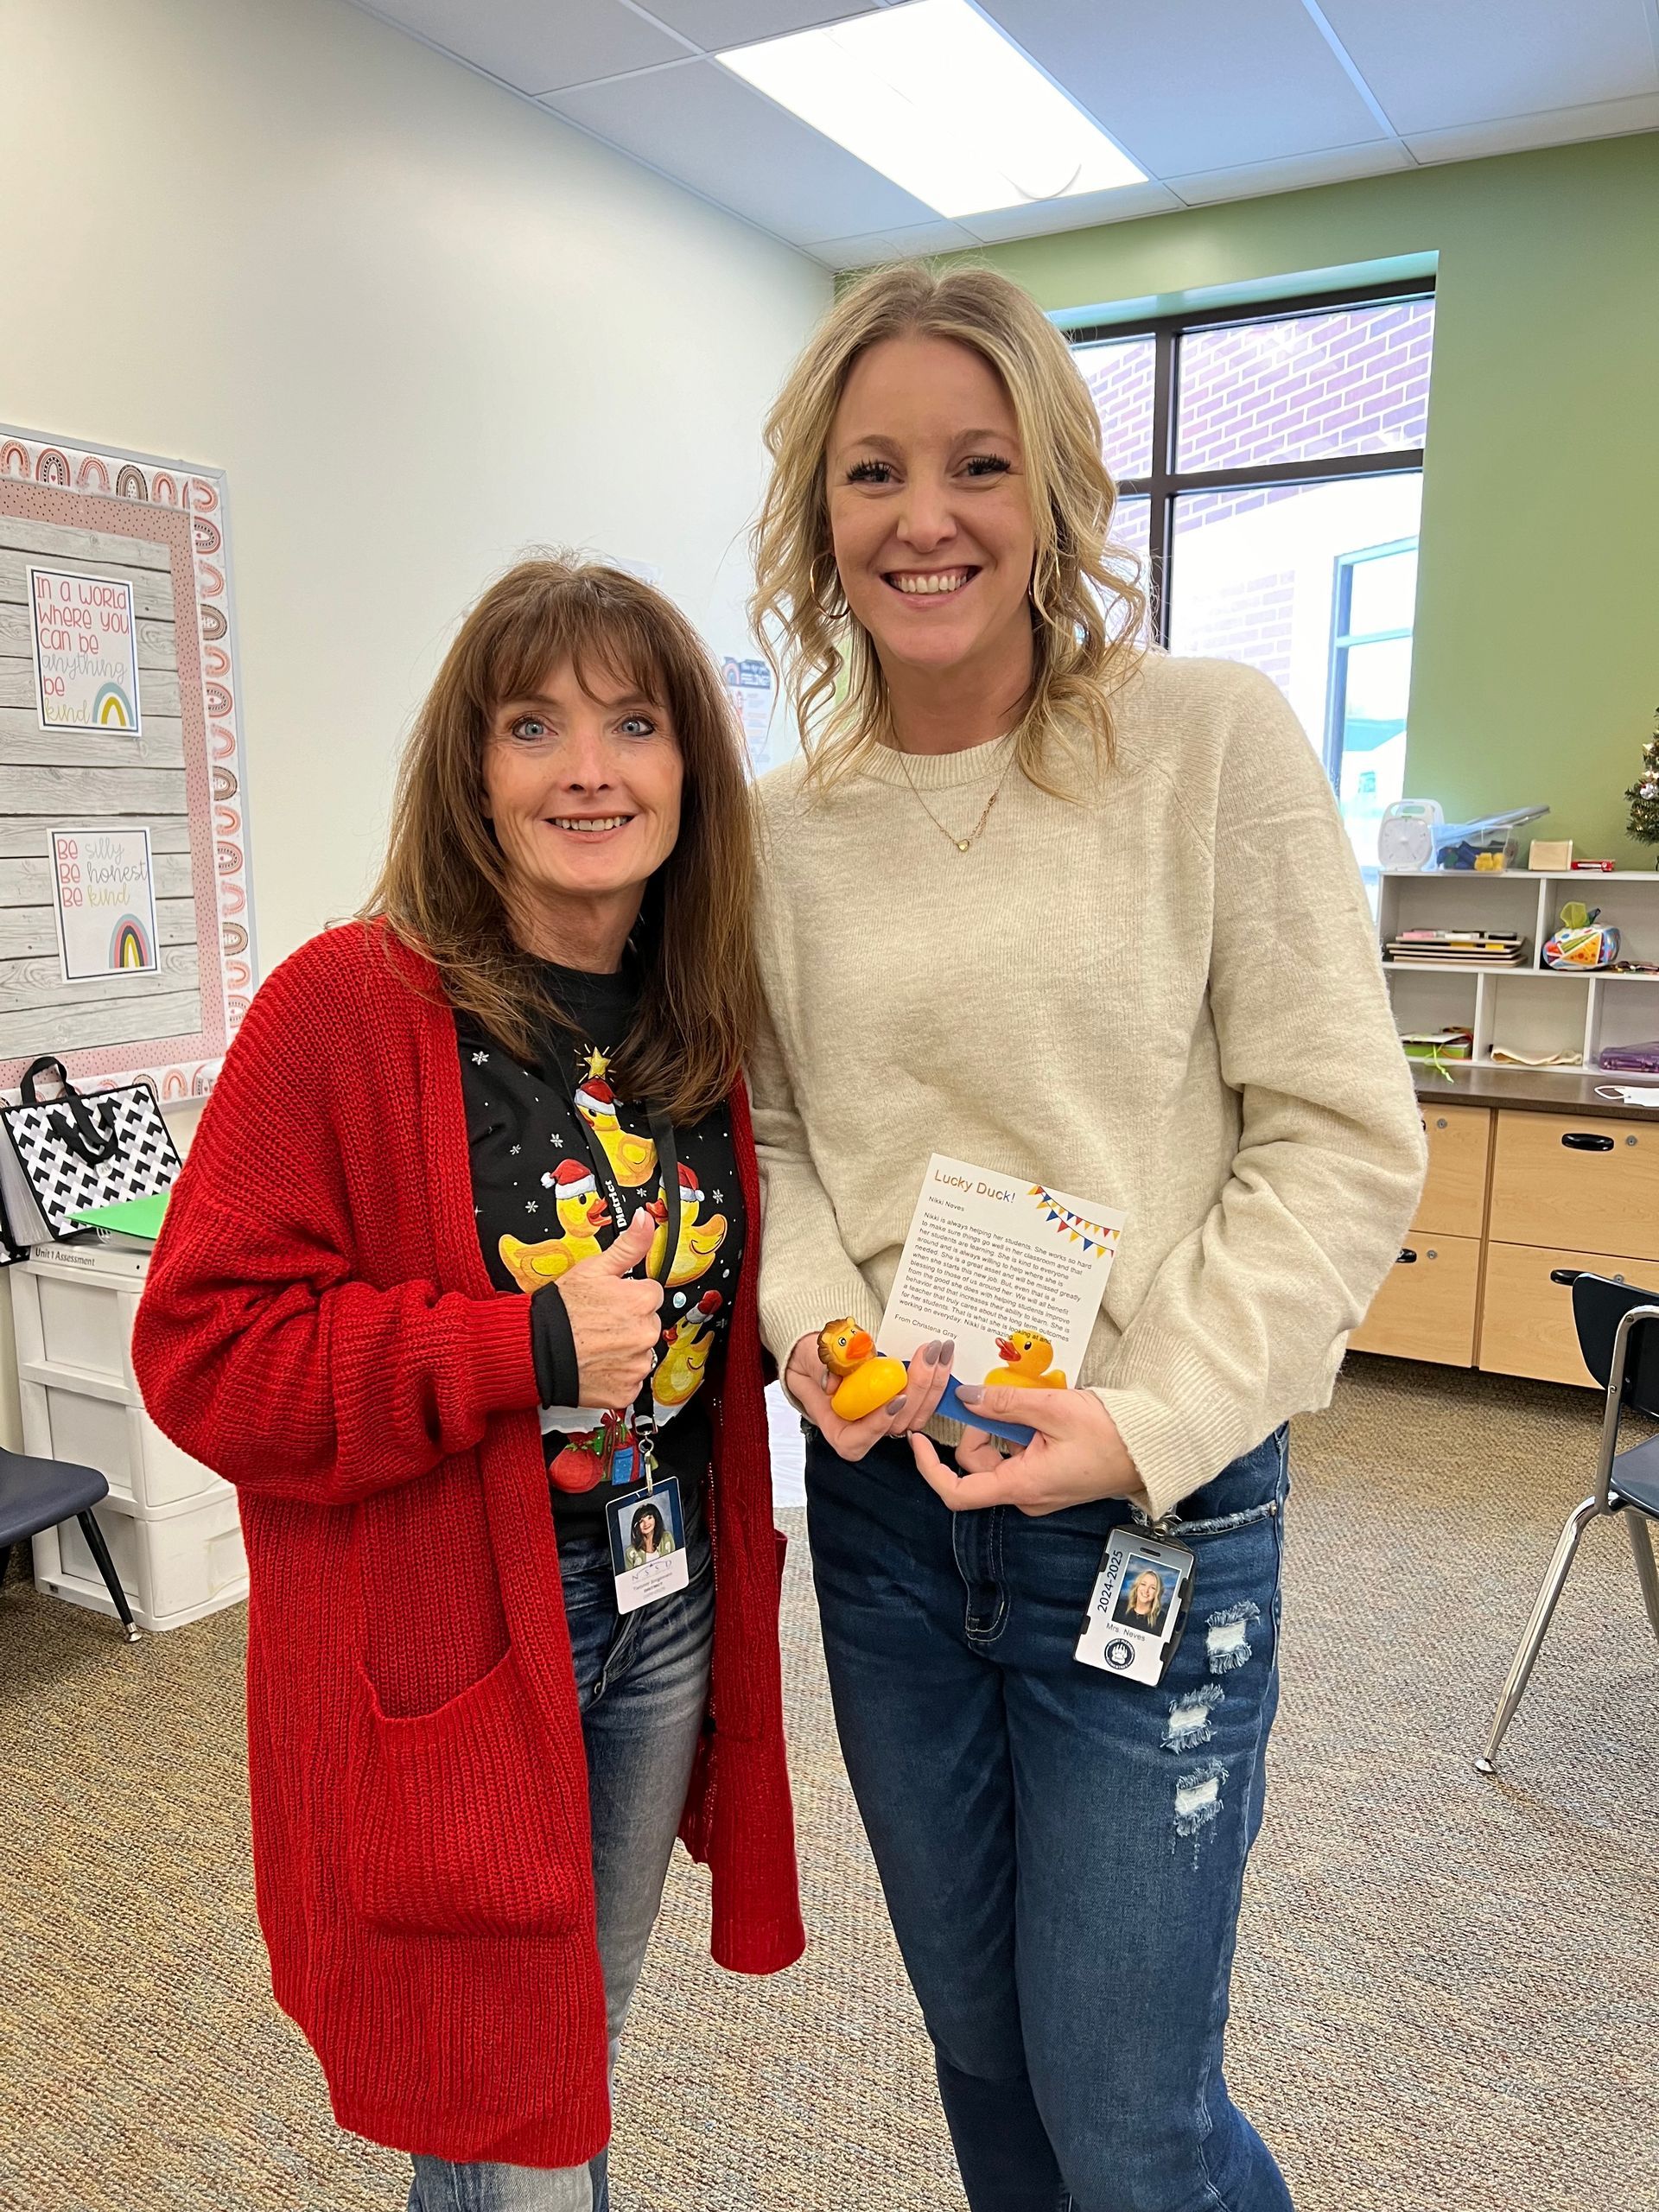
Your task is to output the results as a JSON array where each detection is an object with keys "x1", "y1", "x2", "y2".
[
  {"x1": 1549, "y1": 1268, "x2": 1583, "y2": 1287},
  {"x1": 1396, "y1": 1249, "x2": 1418, "y2": 1264},
  {"x1": 1561, "y1": 1133, "x2": 1615, "y2": 1152}
]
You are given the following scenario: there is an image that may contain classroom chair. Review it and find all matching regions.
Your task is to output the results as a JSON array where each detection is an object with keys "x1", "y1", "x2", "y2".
[
  {"x1": 0, "y1": 1446, "x2": 140, "y2": 1643},
  {"x1": 1477, "y1": 1273, "x2": 1659, "y2": 1772}
]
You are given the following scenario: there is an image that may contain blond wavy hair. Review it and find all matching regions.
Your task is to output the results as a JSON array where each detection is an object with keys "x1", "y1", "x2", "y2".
[{"x1": 750, "y1": 261, "x2": 1144, "y2": 787}]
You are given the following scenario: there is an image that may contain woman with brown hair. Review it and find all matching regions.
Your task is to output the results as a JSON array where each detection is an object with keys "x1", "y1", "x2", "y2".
[
  {"x1": 747, "y1": 264, "x2": 1423, "y2": 2209},
  {"x1": 132, "y1": 558, "x2": 803, "y2": 2210}
]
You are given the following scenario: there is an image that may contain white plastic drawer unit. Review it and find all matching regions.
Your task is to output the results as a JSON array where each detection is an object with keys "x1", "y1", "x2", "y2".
[{"x1": 10, "y1": 1241, "x2": 247, "y2": 1631}]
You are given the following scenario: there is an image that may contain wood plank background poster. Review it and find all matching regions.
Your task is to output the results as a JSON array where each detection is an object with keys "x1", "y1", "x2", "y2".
[{"x1": 0, "y1": 427, "x2": 255, "y2": 1101}]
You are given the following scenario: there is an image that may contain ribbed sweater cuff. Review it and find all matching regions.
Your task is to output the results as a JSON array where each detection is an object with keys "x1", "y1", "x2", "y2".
[
  {"x1": 467, "y1": 1295, "x2": 543, "y2": 1414},
  {"x1": 760, "y1": 1284, "x2": 884, "y2": 1402},
  {"x1": 1088, "y1": 1347, "x2": 1243, "y2": 1522}
]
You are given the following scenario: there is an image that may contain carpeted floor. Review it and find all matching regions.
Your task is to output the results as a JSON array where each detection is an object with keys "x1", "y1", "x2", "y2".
[{"x1": 2, "y1": 1357, "x2": 1656, "y2": 2212}]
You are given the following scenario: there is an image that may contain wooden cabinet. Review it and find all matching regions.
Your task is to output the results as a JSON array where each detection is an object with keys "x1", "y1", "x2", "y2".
[
  {"x1": 1477, "y1": 1241, "x2": 1659, "y2": 1388},
  {"x1": 1352, "y1": 1094, "x2": 1659, "y2": 1388},
  {"x1": 1488, "y1": 1110, "x2": 1659, "y2": 1262},
  {"x1": 1351, "y1": 1234, "x2": 1481, "y2": 1365},
  {"x1": 1414, "y1": 1103, "x2": 1491, "y2": 1237}
]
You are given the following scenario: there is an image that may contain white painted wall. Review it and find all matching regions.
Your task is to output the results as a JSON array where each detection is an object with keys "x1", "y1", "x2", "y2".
[{"x1": 0, "y1": 0, "x2": 829, "y2": 1448}]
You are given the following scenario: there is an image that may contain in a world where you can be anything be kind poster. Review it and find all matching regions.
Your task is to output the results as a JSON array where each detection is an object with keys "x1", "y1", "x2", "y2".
[{"x1": 0, "y1": 426, "x2": 255, "y2": 1103}]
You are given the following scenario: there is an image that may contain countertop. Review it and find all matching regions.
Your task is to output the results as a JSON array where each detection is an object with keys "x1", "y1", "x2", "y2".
[{"x1": 1411, "y1": 1064, "x2": 1659, "y2": 1122}]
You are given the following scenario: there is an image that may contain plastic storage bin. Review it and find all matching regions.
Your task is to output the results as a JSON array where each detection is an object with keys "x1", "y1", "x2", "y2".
[{"x1": 10, "y1": 1240, "x2": 247, "y2": 1631}]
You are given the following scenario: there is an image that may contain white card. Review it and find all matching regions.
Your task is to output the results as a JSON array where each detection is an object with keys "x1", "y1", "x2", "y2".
[{"x1": 877, "y1": 1154, "x2": 1126, "y2": 1395}]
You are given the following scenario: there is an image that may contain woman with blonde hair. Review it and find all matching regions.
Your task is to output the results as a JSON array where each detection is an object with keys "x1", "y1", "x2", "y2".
[
  {"x1": 133, "y1": 558, "x2": 802, "y2": 2209},
  {"x1": 748, "y1": 262, "x2": 1423, "y2": 2209}
]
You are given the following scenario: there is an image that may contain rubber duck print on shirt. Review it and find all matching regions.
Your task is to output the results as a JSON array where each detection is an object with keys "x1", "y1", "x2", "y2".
[
  {"x1": 573, "y1": 1050, "x2": 658, "y2": 1190},
  {"x1": 652, "y1": 1290, "x2": 725, "y2": 1412},
  {"x1": 647, "y1": 1160, "x2": 728, "y2": 1289},
  {"x1": 498, "y1": 1158, "x2": 612, "y2": 1293}
]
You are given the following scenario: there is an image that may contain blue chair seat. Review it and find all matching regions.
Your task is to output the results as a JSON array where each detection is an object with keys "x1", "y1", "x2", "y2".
[
  {"x1": 1611, "y1": 1433, "x2": 1659, "y2": 1519},
  {"x1": 0, "y1": 1446, "x2": 108, "y2": 1548}
]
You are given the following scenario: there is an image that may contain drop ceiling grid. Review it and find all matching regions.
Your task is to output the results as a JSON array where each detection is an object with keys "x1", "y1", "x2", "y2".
[{"x1": 346, "y1": 0, "x2": 1659, "y2": 265}]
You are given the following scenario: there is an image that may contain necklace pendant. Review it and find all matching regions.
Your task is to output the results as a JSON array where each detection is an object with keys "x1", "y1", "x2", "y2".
[{"x1": 957, "y1": 838, "x2": 969, "y2": 852}]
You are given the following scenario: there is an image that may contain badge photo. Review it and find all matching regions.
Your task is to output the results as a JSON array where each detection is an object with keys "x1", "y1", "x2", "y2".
[
  {"x1": 607, "y1": 1478, "x2": 689, "y2": 1616},
  {"x1": 1075, "y1": 1526, "x2": 1195, "y2": 1686}
]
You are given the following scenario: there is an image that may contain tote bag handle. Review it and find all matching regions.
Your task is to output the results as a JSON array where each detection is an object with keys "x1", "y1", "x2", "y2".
[{"x1": 16, "y1": 1055, "x2": 121, "y2": 1167}]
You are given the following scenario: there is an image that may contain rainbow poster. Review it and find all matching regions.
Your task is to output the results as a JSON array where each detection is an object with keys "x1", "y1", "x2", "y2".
[
  {"x1": 49, "y1": 826, "x2": 160, "y2": 982},
  {"x1": 29, "y1": 566, "x2": 143, "y2": 734}
]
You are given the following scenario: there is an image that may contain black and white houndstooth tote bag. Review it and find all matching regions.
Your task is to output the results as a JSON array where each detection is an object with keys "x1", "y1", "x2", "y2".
[{"x1": 0, "y1": 1055, "x2": 181, "y2": 1249}]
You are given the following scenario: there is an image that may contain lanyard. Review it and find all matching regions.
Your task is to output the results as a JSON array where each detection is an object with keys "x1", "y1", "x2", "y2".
[{"x1": 547, "y1": 1036, "x2": 680, "y2": 1481}]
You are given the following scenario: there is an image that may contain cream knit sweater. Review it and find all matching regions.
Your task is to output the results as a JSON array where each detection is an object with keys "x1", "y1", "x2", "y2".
[{"x1": 749, "y1": 651, "x2": 1427, "y2": 1522}]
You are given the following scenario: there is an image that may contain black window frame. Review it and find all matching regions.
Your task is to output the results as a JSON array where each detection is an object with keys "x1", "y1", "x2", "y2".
[{"x1": 1069, "y1": 276, "x2": 1435, "y2": 648}]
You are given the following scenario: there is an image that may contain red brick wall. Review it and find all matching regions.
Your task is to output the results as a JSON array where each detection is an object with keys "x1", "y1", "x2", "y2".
[{"x1": 1078, "y1": 301, "x2": 1433, "y2": 687}]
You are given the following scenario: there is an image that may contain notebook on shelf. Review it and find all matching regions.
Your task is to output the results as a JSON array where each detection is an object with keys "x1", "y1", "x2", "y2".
[{"x1": 1386, "y1": 929, "x2": 1528, "y2": 967}]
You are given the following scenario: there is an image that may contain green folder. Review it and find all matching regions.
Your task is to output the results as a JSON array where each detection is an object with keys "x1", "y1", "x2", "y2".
[{"x1": 69, "y1": 1190, "x2": 171, "y2": 1242}]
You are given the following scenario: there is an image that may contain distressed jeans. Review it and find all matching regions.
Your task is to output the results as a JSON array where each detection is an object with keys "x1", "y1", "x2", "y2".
[
  {"x1": 805, "y1": 1422, "x2": 1294, "y2": 2212},
  {"x1": 408, "y1": 1510, "x2": 714, "y2": 2212}
]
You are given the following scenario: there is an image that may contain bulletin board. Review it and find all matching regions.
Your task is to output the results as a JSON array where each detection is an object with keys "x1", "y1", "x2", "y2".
[{"x1": 0, "y1": 426, "x2": 256, "y2": 1103}]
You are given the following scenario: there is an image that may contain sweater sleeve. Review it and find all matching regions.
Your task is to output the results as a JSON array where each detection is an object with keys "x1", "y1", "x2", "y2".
[
  {"x1": 1090, "y1": 671, "x2": 1427, "y2": 1521},
  {"x1": 130, "y1": 940, "x2": 541, "y2": 1508},
  {"x1": 749, "y1": 966, "x2": 881, "y2": 1378}
]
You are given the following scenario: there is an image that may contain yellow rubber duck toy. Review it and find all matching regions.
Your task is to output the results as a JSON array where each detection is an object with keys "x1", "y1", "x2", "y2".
[
  {"x1": 817, "y1": 1319, "x2": 908, "y2": 1421},
  {"x1": 498, "y1": 1160, "x2": 612, "y2": 1294},
  {"x1": 574, "y1": 1064, "x2": 658, "y2": 1190},
  {"x1": 648, "y1": 1162, "x2": 728, "y2": 1289},
  {"x1": 984, "y1": 1332, "x2": 1067, "y2": 1389}
]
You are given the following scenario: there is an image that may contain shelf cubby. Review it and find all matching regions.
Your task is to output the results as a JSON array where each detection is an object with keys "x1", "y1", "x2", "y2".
[{"x1": 1378, "y1": 868, "x2": 1659, "y2": 1077}]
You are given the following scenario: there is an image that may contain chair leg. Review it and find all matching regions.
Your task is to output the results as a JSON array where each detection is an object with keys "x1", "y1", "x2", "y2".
[
  {"x1": 1626, "y1": 1512, "x2": 1659, "y2": 1650},
  {"x1": 75, "y1": 1510, "x2": 141, "y2": 1643},
  {"x1": 1476, "y1": 1496, "x2": 1603, "y2": 1774}
]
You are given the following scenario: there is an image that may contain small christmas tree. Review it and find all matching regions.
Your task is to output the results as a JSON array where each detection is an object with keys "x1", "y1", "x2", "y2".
[{"x1": 1624, "y1": 708, "x2": 1659, "y2": 861}]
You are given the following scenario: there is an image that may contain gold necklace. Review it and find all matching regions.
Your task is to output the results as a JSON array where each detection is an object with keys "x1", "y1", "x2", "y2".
[{"x1": 897, "y1": 740, "x2": 1018, "y2": 854}]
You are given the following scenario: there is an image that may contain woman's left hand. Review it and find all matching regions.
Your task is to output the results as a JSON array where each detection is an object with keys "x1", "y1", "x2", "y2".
[{"x1": 910, "y1": 1386, "x2": 1141, "y2": 1516}]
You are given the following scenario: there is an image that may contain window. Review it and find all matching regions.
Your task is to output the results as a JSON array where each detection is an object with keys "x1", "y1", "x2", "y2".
[{"x1": 1071, "y1": 284, "x2": 1434, "y2": 859}]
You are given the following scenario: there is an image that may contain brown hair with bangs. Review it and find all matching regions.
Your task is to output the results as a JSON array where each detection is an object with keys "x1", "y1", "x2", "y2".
[{"x1": 363, "y1": 556, "x2": 758, "y2": 1124}]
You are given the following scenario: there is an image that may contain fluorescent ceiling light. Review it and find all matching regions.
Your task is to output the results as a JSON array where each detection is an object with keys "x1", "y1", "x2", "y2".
[{"x1": 717, "y1": 0, "x2": 1145, "y2": 220}]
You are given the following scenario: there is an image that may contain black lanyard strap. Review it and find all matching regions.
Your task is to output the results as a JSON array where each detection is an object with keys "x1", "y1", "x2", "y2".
[{"x1": 550, "y1": 1039, "x2": 682, "y2": 1467}]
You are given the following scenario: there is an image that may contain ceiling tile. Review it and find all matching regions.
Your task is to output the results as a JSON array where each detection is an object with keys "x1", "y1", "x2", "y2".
[
  {"x1": 979, "y1": 0, "x2": 1394, "y2": 176},
  {"x1": 362, "y1": 0, "x2": 691, "y2": 95},
  {"x1": 958, "y1": 181, "x2": 1185, "y2": 241},
  {"x1": 1166, "y1": 139, "x2": 1413, "y2": 207},
  {"x1": 805, "y1": 218, "x2": 986, "y2": 269},
  {"x1": 543, "y1": 56, "x2": 943, "y2": 244},
  {"x1": 1319, "y1": 0, "x2": 1659, "y2": 137},
  {"x1": 633, "y1": 1, "x2": 880, "y2": 48},
  {"x1": 1402, "y1": 90, "x2": 1659, "y2": 166}
]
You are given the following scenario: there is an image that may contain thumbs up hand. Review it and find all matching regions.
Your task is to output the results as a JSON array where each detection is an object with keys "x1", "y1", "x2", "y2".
[{"x1": 556, "y1": 1209, "x2": 664, "y2": 1408}]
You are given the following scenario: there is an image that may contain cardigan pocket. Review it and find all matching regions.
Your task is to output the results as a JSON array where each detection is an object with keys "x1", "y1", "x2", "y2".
[{"x1": 346, "y1": 1643, "x2": 583, "y2": 1937}]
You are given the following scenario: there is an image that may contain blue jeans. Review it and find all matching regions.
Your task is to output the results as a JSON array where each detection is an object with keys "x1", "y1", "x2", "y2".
[
  {"x1": 408, "y1": 1511, "x2": 714, "y2": 2212},
  {"x1": 806, "y1": 1423, "x2": 1294, "y2": 2212}
]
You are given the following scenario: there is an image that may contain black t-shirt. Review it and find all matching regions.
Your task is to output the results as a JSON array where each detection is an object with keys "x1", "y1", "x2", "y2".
[{"x1": 457, "y1": 960, "x2": 745, "y2": 1535}]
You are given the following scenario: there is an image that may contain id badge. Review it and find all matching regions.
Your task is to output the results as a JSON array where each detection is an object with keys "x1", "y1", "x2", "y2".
[
  {"x1": 607, "y1": 1476, "x2": 689, "y2": 1617},
  {"x1": 1075, "y1": 1525, "x2": 1195, "y2": 1687}
]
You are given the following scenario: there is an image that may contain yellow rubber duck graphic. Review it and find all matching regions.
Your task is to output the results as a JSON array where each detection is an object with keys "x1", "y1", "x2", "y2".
[
  {"x1": 647, "y1": 1161, "x2": 728, "y2": 1289},
  {"x1": 499, "y1": 1159, "x2": 612, "y2": 1294},
  {"x1": 652, "y1": 1291, "x2": 724, "y2": 1412},
  {"x1": 573, "y1": 1055, "x2": 657, "y2": 1190},
  {"x1": 984, "y1": 1332, "x2": 1067, "y2": 1389}
]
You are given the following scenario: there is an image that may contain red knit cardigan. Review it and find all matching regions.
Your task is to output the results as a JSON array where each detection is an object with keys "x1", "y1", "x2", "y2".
[{"x1": 130, "y1": 922, "x2": 804, "y2": 2168}]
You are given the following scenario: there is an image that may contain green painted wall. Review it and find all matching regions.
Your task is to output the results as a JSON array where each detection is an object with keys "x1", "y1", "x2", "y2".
[{"x1": 957, "y1": 136, "x2": 1659, "y2": 865}]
